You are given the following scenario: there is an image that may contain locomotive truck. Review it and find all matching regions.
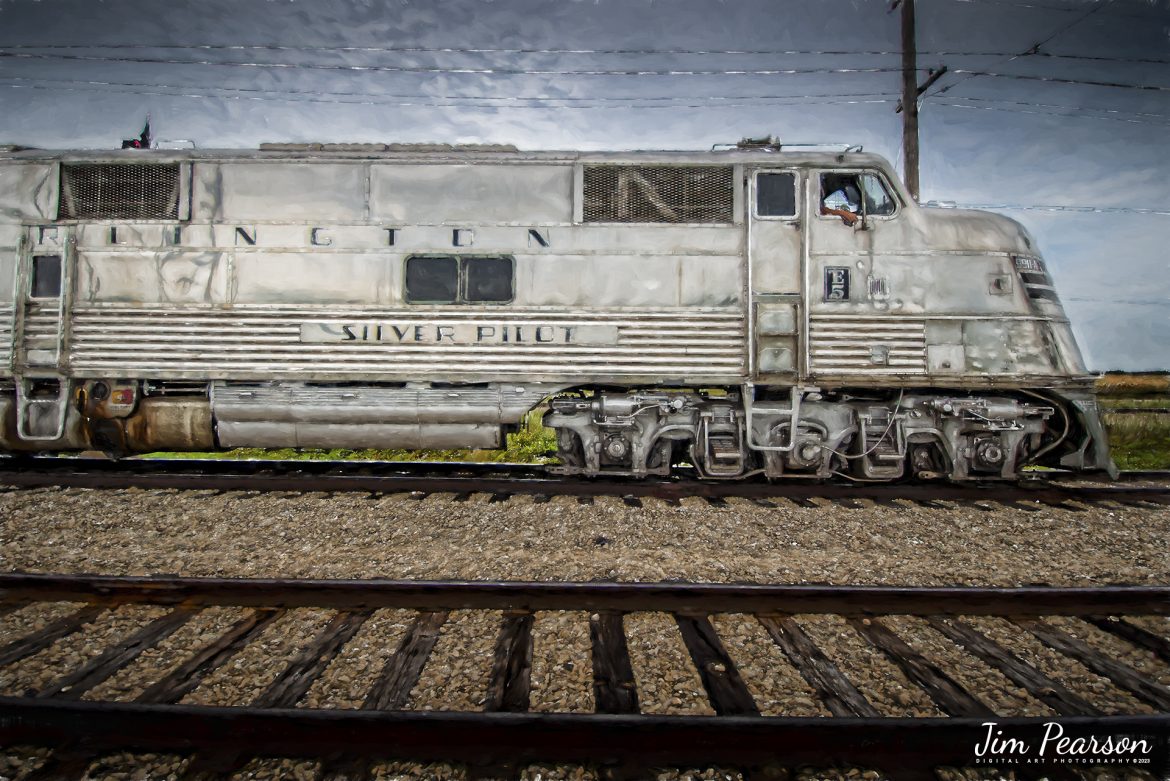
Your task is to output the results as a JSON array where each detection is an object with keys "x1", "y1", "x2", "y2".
[{"x1": 0, "y1": 140, "x2": 1114, "y2": 480}]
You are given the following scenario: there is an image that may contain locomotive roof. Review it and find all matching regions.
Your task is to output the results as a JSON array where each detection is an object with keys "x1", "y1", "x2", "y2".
[{"x1": 0, "y1": 144, "x2": 893, "y2": 169}]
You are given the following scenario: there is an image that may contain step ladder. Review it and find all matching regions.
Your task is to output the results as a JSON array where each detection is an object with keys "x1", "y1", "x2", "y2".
[{"x1": 15, "y1": 376, "x2": 70, "y2": 441}]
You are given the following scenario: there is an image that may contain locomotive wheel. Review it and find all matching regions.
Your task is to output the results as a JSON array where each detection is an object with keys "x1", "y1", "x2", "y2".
[{"x1": 555, "y1": 429, "x2": 585, "y2": 468}]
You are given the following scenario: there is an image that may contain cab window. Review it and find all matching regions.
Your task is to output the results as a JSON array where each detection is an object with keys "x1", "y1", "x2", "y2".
[
  {"x1": 819, "y1": 172, "x2": 897, "y2": 221},
  {"x1": 860, "y1": 173, "x2": 896, "y2": 216}
]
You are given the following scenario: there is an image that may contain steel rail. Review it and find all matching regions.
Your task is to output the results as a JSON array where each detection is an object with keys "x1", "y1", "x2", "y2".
[
  {"x1": 1, "y1": 575, "x2": 1168, "y2": 777},
  {"x1": 1, "y1": 573, "x2": 1169, "y2": 616},
  {"x1": 0, "y1": 456, "x2": 1165, "y2": 506},
  {"x1": 1, "y1": 699, "x2": 1165, "y2": 773}
]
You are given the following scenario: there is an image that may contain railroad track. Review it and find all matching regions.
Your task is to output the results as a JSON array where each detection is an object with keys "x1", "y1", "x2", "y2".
[
  {"x1": 0, "y1": 574, "x2": 1168, "y2": 779},
  {"x1": 0, "y1": 457, "x2": 1166, "y2": 510}
]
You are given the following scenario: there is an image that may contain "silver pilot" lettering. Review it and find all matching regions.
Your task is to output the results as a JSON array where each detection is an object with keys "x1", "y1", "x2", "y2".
[{"x1": 301, "y1": 322, "x2": 618, "y2": 346}]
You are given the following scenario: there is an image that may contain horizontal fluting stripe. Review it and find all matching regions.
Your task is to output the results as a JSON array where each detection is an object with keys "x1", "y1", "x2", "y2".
[
  {"x1": 812, "y1": 318, "x2": 925, "y2": 324},
  {"x1": 811, "y1": 344, "x2": 925, "y2": 351},
  {"x1": 75, "y1": 357, "x2": 739, "y2": 369},
  {"x1": 812, "y1": 356, "x2": 925, "y2": 363},
  {"x1": 69, "y1": 325, "x2": 745, "y2": 339},
  {"x1": 812, "y1": 322, "x2": 924, "y2": 327},
  {"x1": 810, "y1": 329, "x2": 925, "y2": 337},
  {"x1": 70, "y1": 344, "x2": 743, "y2": 357},
  {"x1": 813, "y1": 368, "x2": 928, "y2": 374},
  {"x1": 812, "y1": 334, "x2": 925, "y2": 341},
  {"x1": 71, "y1": 362, "x2": 744, "y2": 375},
  {"x1": 72, "y1": 307, "x2": 744, "y2": 319},
  {"x1": 813, "y1": 360, "x2": 925, "y2": 368}
]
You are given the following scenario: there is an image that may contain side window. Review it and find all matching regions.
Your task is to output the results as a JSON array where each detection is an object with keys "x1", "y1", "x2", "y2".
[
  {"x1": 465, "y1": 256, "x2": 513, "y2": 303},
  {"x1": 756, "y1": 172, "x2": 797, "y2": 218},
  {"x1": 30, "y1": 255, "x2": 62, "y2": 298},
  {"x1": 405, "y1": 255, "x2": 459, "y2": 303},
  {"x1": 820, "y1": 173, "x2": 862, "y2": 216},
  {"x1": 819, "y1": 171, "x2": 898, "y2": 221},
  {"x1": 405, "y1": 255, "x2": 514, "y2": 304},
  {"x1": 860, "y1": 173, "x2": 896, "y2": 216}
]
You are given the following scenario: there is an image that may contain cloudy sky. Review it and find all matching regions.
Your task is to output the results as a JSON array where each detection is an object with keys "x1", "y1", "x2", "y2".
[{"x1": 0, "y1": 0, "x2": 1166, "y2": 370}]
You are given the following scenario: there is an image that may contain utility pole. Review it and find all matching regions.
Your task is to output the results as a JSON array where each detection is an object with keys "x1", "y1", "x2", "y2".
[
  {"x1": 892, "y1": 0, "x2": 946, "y2": 203},
  {"x1": 900, "y1": 0, "x2": 920, "y2": 201}
]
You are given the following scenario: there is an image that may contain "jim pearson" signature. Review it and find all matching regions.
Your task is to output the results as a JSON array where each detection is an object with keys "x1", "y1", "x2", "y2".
[{"x1": 975, "y1": 721, "x2": 1153, "y2": 759}]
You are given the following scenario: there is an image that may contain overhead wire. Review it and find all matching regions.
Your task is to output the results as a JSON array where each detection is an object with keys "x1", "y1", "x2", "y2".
[
  {"x1": 0, "y1": 13, "x2": 1160, "y2": 123},
  {"x1": 1064, "y1": 297, "x2": 1170, "y2": 305},
  {"x1": 947, "y1": 69, "x2": 1170, "y2": 91},
  {"x1": 948, "y1": 0, "x2": 1162, "y2": 19},
  {"x1": 0, "y1": 80, "x2": 899, "y2": 110},
  {"x1": 0, "y1": 76, "x2": 900, "y2": 105},
  {"x1": 941, "y1": 96, "x2": 1170, "y2": 121},
  {"x1": 0, "y1": 51, "x2": 917, "y2": 77},
  {"x1": 927, "y1": 0, "x2": 1116, "y2": 98},
  {"x1": 0, "y1": 42, "x2": 1164, "y2": 65},
  {"x1": 946, "y1": 203, "x2": 1170, "y2": 216},
  {"x1": 934, "y1": 99, "x2": 1170, "y2": 125}
]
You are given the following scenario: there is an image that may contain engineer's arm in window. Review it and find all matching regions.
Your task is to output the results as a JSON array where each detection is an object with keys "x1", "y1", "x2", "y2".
[{"x1": 820, "y1": 183, "x2": 861, "y2": 226}]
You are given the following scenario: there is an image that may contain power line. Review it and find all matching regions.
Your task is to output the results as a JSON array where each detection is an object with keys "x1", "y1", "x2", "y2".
[
  {"x1": 948, "y1": 0, "x2": 1163, "y2": 20},
  {"x1": 0, "y1": 43, "x2": 1163, "y2": 65},
  {"x1": 0, "y1": 81, "x2": 898, "y2": 110},
  {"x1": 0, "y1": 51, "x2": 915, "y2": 77},
  {"x1": 951, "y1": 0, "x2": 1096, "y2": 10},
  {"x1": 4, "y1": 50, "x2": 1161, "y2": 91},
  {"x1": 0, "y1": 76, "x2": 900, "y2": 104},
  {"x1": 1031, "y1": 51, "x2": 1170, "y2": 66},
  {"x1": 948, "y1": 202, "x2": 1170, "y2": 216},
  {"x1": 6, "y1": 75, "x2": 1161, "y2": 122},
  {"x1": 1065, "y1": 297, "x2": 1170, "y2": 306},
  {"x1": 949, "y1": 69, "x2": 1170, "y2": 91},
  {"x1": 930, "y1": 0, "x2": 1114, "y2": 98},
  {"x1": 933, "y1": 99, "x2": 1170, "y2": 125},
  {"x1": 946, "y1": 96, "x2": 1170, "y2": 120},
  {"x1": 4, "y1": 43, "x2": 909, "y2": 56}
]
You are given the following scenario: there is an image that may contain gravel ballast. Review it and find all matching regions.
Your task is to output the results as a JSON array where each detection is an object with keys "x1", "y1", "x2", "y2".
[
  {"x1": 0, "y1": 484, "x2": 1167, "y2": 780},
  {"x1": 0, "y1": 487, "x2": 1166, "y2": 586}
]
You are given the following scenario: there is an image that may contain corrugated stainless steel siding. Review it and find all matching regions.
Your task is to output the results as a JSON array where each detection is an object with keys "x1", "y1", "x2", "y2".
[
  {"x1": 20, "y1": 303, "x2": 61, "y2": 366},
  {"x1": 810, "y1": 316, "x2": 927, "y2": 375},
  {"x1": 69, "y1": 306, "x2": 746, "y2": 378},
  {"x1": 0, "y1": 306, "x2": 13, "y2": 369}
]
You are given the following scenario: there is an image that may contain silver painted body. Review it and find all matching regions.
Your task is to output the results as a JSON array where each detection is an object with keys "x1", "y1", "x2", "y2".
[{"x1": 0, "y1": 144, "x2": 1111, "y2": 478}]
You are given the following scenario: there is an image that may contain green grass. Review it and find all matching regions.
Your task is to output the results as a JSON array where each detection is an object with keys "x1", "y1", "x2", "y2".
[
  {"x1": 1096, "y1": 373, "x2": 1170, "y2": 469},
  {"x1": 1103, "y1": 411, "x2": 1170, "y2": 470}
]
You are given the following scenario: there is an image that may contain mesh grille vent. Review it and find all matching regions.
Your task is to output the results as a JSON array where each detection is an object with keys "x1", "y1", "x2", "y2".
[
  {"x1": 59, "y1": 163, "x2": 180, "y2": 220},
  {"x1": 583, "y1": 165, "x2": 734, "y2": 223}
]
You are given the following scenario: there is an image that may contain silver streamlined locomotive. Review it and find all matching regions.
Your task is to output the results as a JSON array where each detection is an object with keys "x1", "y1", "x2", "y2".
[{"x1": 0, "y1": 139, "x2": 1114, "y2": 480}]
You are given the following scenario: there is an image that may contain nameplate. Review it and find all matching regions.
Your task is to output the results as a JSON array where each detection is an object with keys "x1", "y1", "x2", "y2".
[{"x1": 300, "y1": 322, "x2": 620, "y2": 346}]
